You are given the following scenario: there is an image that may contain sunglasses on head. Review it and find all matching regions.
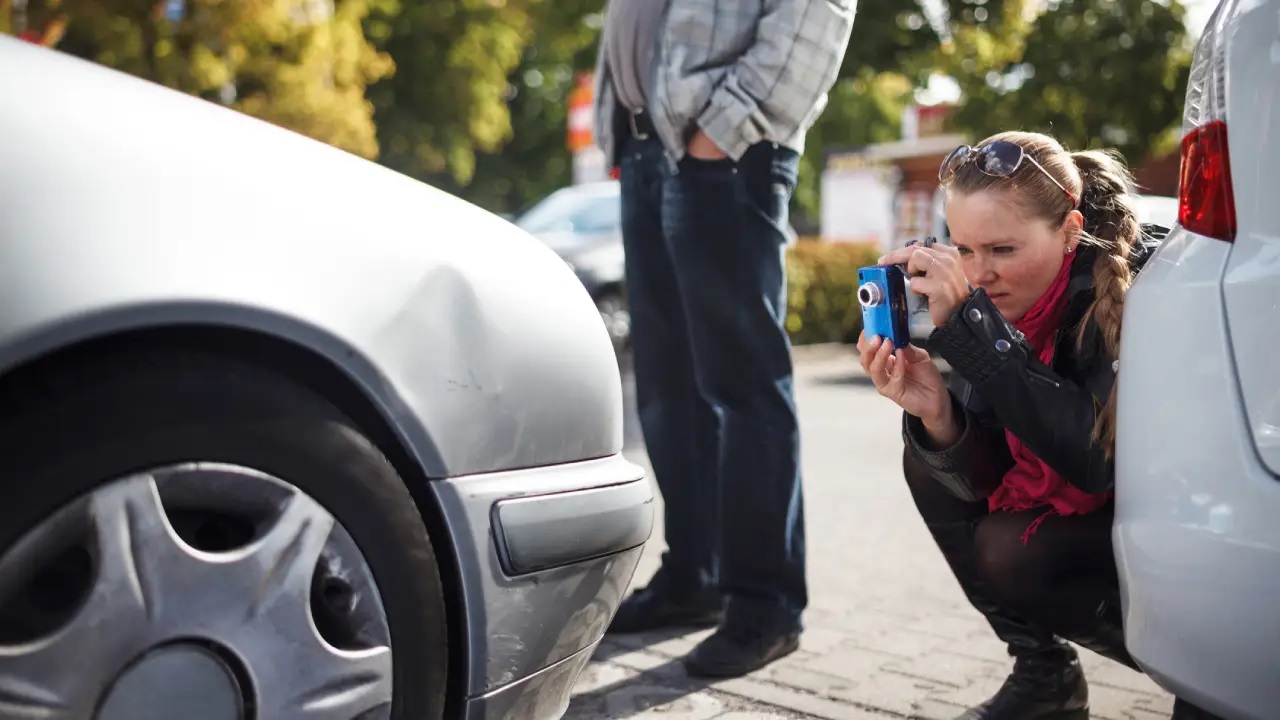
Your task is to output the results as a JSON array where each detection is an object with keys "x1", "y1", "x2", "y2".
[{"x1": 939, "y1": 140, "x2": 1079, "y2": 208}]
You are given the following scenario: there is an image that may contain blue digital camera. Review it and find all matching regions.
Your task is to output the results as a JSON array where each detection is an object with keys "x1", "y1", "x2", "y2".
[{"x1": 857, "y1": 264, "x2": 911, "y2": 348}]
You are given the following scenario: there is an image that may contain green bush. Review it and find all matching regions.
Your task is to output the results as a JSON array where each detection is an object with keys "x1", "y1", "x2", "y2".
[{"x1": 785, "y1": 239, "x2": 881, "y2": 346}]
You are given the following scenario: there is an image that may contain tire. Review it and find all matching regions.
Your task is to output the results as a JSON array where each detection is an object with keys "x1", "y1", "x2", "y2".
[{"x1": 0, "y1": 346, "x2": 448, "y2": 719}]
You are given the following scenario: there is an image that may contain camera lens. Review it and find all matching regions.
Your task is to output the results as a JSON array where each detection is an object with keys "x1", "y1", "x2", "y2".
[{"x1": 857, "y1": 282, "x2": 883, "y2": 307}]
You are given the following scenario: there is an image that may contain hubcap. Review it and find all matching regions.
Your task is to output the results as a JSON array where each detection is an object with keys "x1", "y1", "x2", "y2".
[
  {"x1": 0, "y1": 464, "x2": 394, "y2": 719},
  {"x1": 98, "y1": 644, "x2": 243, "y2": 720}
]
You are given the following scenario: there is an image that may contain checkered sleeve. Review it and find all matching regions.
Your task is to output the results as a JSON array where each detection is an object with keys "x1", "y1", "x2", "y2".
[{"x1": 696, "y1": 0, "x2": 856, "y2": 160}]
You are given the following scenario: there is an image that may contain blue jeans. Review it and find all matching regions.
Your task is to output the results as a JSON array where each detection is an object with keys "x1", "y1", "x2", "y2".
[{"x1": 619, "y1": 134, "x2": 807, "y2": 629}]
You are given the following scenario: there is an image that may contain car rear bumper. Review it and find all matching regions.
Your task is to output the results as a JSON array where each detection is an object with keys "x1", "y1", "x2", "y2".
[
  {"x1": 1114, "y1": 227, "x2": 1280, "y2": 720},
  {"x1": 431, "y1": 453, "x2": 652, "y2": 719}
]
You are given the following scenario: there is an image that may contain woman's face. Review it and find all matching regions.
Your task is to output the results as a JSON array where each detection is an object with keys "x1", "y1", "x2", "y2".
[{"x1": 945, "y1": 190, "x2": 1080, "y2": 322}]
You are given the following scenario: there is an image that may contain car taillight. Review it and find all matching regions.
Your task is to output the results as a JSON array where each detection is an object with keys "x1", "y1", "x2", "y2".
[
  {"x1": 1176, "y1": 0, "x2": 1237, "y2": 242},
  {"x1": 1178, "y1": 121, "x2": 1236, "y2": 242}
]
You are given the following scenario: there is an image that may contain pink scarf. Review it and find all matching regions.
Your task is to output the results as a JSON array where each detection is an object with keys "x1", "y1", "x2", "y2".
[{"x1": 986, "y1": 253, "x2": 1111, "y2": 542}]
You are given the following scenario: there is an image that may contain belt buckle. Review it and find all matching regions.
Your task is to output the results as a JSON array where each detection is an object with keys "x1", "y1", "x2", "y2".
[{"x1": 628, "y1": 110, "x2": 650, "y2": 140}]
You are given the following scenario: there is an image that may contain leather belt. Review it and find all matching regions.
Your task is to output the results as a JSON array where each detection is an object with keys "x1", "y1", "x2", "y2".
[{"x1": 625, "y1": 109, "x2": 657, "y2": 140}]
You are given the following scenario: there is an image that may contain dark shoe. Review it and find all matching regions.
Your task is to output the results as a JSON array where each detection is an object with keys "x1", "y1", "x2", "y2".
[
  {"x1": 606, "y1": 574, "x2": 724, "y2": 635},
  {"x1": 958, "y1": 648, "x2": 1089, "y2": 720},
  {"x1": 682, "y1": 624, "x2": 799, "y2": 678},
  {"x1": 682, "y1": 601, "x2": 800, "y2": 678}
]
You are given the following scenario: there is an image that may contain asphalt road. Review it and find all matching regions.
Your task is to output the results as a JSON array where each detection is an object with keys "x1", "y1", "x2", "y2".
[{"x1": 567, "y1": 346, "x2": 1173, "y2": 719}]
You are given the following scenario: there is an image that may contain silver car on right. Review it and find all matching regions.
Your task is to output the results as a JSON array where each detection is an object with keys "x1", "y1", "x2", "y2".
[{"x1": 1114, "y1": 0, "x2": 1280, "y2": 718}]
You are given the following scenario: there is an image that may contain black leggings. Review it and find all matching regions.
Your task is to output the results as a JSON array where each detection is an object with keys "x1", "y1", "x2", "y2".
[{"x1": 904, "y1": 452, "x2": 1121, "y2": 640}]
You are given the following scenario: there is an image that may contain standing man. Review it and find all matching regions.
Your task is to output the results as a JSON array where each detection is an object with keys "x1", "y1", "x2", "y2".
[{"x1": 595, "y1": 0, "x2": 855, "y2": 678}]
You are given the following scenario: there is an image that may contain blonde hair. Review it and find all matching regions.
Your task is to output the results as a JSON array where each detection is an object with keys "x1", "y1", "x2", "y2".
[{"x1": 941, "y1": 130, "x2": 1140, "y2": 457}]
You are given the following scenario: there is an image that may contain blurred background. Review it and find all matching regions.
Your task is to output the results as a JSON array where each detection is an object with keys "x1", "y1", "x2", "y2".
[{"x1": 0, "y1": 0, "x2": 1211, "y2": 348}]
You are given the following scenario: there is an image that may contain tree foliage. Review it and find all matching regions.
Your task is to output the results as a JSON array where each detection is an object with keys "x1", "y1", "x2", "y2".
[
  {"x1": 12, "y1": 0, "x2": 392, "y2": 159},
  {"x1": 843, "y1": 0, "x2": 1030, "y2": 82},
  {"x1": 943, "y1": 0, "x2": 1192, "y2": 162},
  {"x1": 433, "y1": 0, "x2": 602, "y2": 212},
  {"x1": 364, "y1": 0, "x2": 538, "y2": 185},
  {"x1": 794, "y1": 0, "x2": 1032, "y2": 226}
]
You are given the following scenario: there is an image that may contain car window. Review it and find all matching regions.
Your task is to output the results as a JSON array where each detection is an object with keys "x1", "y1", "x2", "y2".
[{"x1": 518, "y1": 192, "x2": 620, "y2": 235}]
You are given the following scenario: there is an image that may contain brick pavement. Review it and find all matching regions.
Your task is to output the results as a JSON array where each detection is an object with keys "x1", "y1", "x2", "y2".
[{"x1": 566, "y1": 349, "x2": 1174, "y2": 719}]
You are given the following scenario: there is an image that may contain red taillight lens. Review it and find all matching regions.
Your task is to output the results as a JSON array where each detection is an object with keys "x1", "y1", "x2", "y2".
[{"x1": 1177, "y1": 120, "x2": 1236, "y2": 242}]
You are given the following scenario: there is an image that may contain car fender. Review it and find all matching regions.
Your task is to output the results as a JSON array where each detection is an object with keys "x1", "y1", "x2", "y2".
[{"x1": 0, "y1": 37, "x2": 624, "y2": 480}]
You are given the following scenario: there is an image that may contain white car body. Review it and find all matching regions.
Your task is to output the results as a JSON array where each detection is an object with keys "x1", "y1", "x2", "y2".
[{"x1": 1114, "y1": 1, "x2": 1280, "y2": 718}]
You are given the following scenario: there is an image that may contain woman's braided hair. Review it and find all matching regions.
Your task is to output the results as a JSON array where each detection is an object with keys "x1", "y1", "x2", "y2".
[{"x1": 942, "y1": 131, "x2": 1141, "y2": 456}]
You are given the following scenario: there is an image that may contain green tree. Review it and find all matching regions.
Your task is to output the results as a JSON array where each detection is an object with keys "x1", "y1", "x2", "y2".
[
  {"x1": 944, "y1": 0, "x2": 1192, "y2": 163},
  {"x1": 456, "y1": 0, "x2": 602, "y2": 214},
  {"x1": 843, "y1": 0, "x2": 1029, "y2": 81},
  {"x1": 18, "y1": 0, "x2": 393, "y2": 159},
  {"x1": 364, "y1": 0, "x2": 537, "y2": 185},
  {"x1": 797, "y1": 0, "x2": 1033, "y2": 228}
]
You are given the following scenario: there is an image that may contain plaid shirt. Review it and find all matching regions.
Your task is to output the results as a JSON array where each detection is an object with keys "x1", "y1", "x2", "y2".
[{"x1": 593, "y1": 0, "x2": 856, "y2": 166}]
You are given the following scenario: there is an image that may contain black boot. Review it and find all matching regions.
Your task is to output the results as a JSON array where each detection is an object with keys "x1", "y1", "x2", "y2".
[
  {"x1": 959, "y1": 650, "x2": 1089, "y2": 720},
  {"x1": 606, "y1": 567, "x2": 724, "y2": 635},
  {"x1": 928, "y1": 520, "x2": 1090, "y2": 720}
]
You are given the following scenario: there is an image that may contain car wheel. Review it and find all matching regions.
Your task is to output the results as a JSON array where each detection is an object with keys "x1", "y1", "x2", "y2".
[
  {"x1": 596, "y1": 291, "x2": 631, "y2": 351},
  {"x1": 0, "y1": 347, "x2": 448, "y2": 719}
]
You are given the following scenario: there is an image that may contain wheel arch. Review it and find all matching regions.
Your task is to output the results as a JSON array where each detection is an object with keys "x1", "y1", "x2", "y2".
[{"x1": 0, "y1": 322, "x2": 473, "y2": 715}]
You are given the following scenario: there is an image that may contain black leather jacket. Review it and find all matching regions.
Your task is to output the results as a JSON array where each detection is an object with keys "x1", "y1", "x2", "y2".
[{"x1": 903, "y1": 224, "x2": 1170, "y2": 502}]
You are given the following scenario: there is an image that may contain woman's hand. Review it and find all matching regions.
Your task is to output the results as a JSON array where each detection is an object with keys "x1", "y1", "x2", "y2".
[
  {"x1": 857, "y1": 332, "x2": 952, "y2": 428},
  {"x1": 877, "y1": 243, "x2": 970, "y2": 328}
]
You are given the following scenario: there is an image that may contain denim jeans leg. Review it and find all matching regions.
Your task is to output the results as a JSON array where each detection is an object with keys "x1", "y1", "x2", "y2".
[
  {"x1": 661, "y1": 142, "x2": 807, "y2": 628},
  {"x1": 619, "y1": 136, "x2": 721, "y2": 596}
]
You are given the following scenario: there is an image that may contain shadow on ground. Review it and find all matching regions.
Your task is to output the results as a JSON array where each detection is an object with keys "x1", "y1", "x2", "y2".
[{"x1": 563, "y1": 630, "x2": 721, "y2": 712}]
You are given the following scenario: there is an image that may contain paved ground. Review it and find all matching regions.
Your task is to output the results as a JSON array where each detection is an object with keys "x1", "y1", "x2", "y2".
[{"x1": 566, "y1": 346, "x2": 1175, "y2": 719}]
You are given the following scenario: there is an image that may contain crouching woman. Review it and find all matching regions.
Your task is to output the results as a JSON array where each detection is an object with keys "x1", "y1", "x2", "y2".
[{"x1": 860, "y1": 131, "x2": 1214, "y2": 720}]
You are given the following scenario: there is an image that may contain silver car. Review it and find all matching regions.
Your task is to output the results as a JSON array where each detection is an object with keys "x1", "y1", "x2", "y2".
[
  {"x1": 1115, "y1": 0, "x2": 1280, "y2": 718},
  {"x1": 0, "y1": 37, "x2": 651, "y2": 720}
]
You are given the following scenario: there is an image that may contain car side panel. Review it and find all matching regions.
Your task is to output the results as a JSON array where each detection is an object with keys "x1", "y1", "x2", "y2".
[
  {"x1": 1115, "y1": 227, "x2": 1280, "y2": 720},
  {"x1": 0, "y1": 37, "x2": 623, "y2": 480},
  {"x1": 1219, "y1": 0, "x2": 1280, "y2": 477}
]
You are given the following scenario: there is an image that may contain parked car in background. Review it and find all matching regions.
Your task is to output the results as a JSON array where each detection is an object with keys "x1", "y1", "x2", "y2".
[
  {"x1": 519, "y1": 181, "x2": 800, "y2": 353},
  {"x1": 1114, "y1": 0, "x2": 1280, "y2": 718},
  {"x1": 0, "y1": 36, "x2": 651, "y2": 720}
]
